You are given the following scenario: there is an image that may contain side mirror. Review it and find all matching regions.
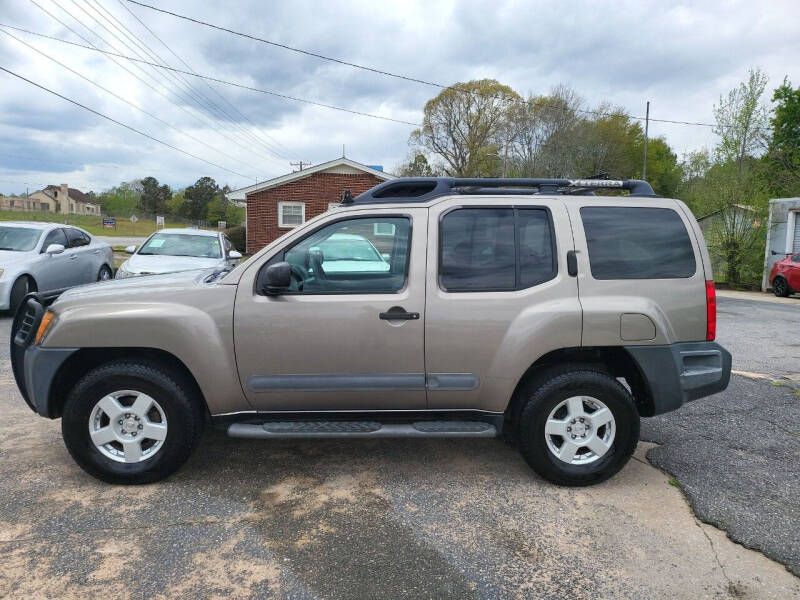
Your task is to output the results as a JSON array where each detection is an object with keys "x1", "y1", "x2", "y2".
[
  {"x1": 260, "y1": 261, "x2": 291, "y2": 295},
  {"x1": 125, "y1": 245, "x2": 137, "y2": 254},
  {"x1": 45, "y1": 243, "x2": 65, "y2": 255},
  {"x1": 229, "y1": 250, "x2": 242, "y2": 259}
]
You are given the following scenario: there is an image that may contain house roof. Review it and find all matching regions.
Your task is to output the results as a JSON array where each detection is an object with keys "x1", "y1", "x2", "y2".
[
  {"x1": 38, "y1": 185, "x2": 98, "y2": 206},
  {"x1": 226, "y1": 157, "x2": 394, "y2": 201},
  {"x1": 697, "y1": 204, "x2": 755, "y2": 221}
]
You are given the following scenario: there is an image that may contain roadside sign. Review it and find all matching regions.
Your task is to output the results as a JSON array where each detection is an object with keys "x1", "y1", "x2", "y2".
[
  {"x1": 156, "y1": 215, "x2": 165, "y2": 227},
  {"x1": 130, "y1": 214, "x2": 138, "y2": 224},
  {"x1": 218, "y1": 220, "x2": 226, "y2": 229},
  {"x1": 102, "y1": 217, "x2": 116, "y2": 229}
]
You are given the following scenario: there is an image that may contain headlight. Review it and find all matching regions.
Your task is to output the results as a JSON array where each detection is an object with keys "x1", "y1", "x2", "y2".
[
  {"x1": 35, "y1": 310, "x2": 56, "y2": 344},
  {"x1": 115, "y1": 263, "x2": 133, "y2": 279}
]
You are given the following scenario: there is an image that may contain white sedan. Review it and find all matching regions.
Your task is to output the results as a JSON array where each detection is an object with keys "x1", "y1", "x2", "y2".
[{"x1": 116, "y1": 228, "x2": 242, "y2": 279}]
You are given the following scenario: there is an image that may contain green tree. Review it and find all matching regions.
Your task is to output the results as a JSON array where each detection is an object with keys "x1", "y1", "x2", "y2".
[
  {"x1": 713, "y1": 68, "x2": 769, "y2": 177},
  {"x1": 642, "y1": 138, "x2": 682, "y2": 197},
  {"x1": 139, "y1": 176, "x2": 172, "y2": 214},
  {"x1": 764, "y1": 78, "x2": 800, "y2": 195},
  {"x1": 410, "y1": 79, "x2": 520, "y2": 176},
  {"x1": 396, "y1": 151, "x2": 438, "y2": 176},
  {"x1": 183, "y1": 177, "x2": 220, "y2": 221},
  {"x1": 97, "y1": 182, "x2": 140, "y2": 215},
  {"x1": 166, "y1": 189, "x2": 185, "y2": 217}
]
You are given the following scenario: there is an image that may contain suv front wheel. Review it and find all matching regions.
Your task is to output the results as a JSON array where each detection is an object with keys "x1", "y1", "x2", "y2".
[
  {"x1": 518, "y1": 367, "x2": 639, "y2": 486},
  {"x1": 61, "y1": 360, "x2": 204, "y2": 484}
]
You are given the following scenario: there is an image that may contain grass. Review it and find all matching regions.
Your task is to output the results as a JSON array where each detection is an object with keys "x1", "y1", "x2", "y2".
[
  {"x1": 0, "y1": 209, "x2": 203, "y2": 237},
  {"x1": 668, "y1": 477, "x2": 681, "y2": 488}
]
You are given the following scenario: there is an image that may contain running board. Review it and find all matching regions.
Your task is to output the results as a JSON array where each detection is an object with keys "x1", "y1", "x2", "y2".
[{"x1": 227, "y1": 420, "x2": 498, "y2": 439}]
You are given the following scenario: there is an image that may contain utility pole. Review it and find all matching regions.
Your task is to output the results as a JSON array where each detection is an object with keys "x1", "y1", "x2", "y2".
[
  {"x1": 642, "y1": 101, "x2": 650, "y2": 180},
  {"x1": 290, "y1": 161, "x2": 311, "y2": 171}
]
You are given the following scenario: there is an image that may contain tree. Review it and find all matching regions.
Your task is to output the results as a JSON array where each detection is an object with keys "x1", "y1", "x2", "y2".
[
  {"x1": 642, "y1": 138, "x2": 682, "y2": 198},
  {"x1": 410, "y1": 79, "x2": 520, "y2": 176},
  {"x1": 139, "y1": 176, "x2": 171, "y2": 214},
  {"x1": 166, "y1": 189, "x2": 186, "y2": 216},
  {"x1": 182, "y1": 177, "x2": 220, "y2": 221},
  {"x1": 713, "y1": 68, "x2": 769, "y2": 177},
  {"x1": 96, "y1": 182, "x2": 140, "y2": 215},
  {"x1": 396, "y1": 151, "x2": 438, "y2": 176},
  {"x1": 764, "y1": 78, "x2": 800, "y2": 195}
]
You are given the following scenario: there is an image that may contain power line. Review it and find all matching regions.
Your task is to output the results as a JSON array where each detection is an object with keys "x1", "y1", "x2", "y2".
[
  {"x1": 124, "y1": 0, "x2": 769, "y2": 131},
  {"x1": 64, "y1": 0, "x2": 289, "y2": 165},
  {"x1": 25, "y1": 0, "x2": 286, "y2": 171},
  {"x1": 0, "y1": 26, "x2": 267, "y2": 177},
  {"x1": 82, "y1": 0, "x2": 293, "y2": 161},
  {"x1": 114, "y1": 0, "x2": 297, "y2": 160},
  {"x1": 0, "y1": 23, "x2": 421, "y2": 126},
  {"x1": 0, "y1": 65, "x2": 255, "y2": 181}
]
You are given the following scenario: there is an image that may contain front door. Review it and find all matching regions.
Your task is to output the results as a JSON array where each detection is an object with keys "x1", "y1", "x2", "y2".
[
  {"x1": 36, "y1": 228, "x2": 72, "y2": 292},
  {"x1": 234, "y1": 208, "x2": 428, "y2": 411}
]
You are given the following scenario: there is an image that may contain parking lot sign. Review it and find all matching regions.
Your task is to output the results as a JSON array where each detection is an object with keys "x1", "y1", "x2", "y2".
[{"x1": 102, "y1": 217, "x2": 116, "y2": 229}]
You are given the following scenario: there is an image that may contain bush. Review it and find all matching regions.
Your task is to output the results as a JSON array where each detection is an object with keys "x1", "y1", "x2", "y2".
[{"x1": 225, "y1": 225, "x2": 246, "y2": 253}]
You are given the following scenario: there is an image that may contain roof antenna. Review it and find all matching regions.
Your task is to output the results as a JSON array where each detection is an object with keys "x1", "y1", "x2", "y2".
[{"x1": 340, "y1": 189, "x2": 353, "y2": 204}]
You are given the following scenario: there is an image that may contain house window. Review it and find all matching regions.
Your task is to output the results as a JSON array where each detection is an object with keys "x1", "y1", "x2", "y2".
[
  {"x1": 41, "y1": 203, "x2": 49, "y2": 211},
  {"x1": 278, "y1": 202, "x2": 305, "y2": 228},
  {"x1": 374, "y1": 222, "x2": 396, "y2": 236}
]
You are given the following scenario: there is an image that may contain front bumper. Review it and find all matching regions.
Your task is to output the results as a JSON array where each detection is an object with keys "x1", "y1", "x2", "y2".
[
  {"x1": 625, "y1": 341, "x2": 732, "y2": 416},
  {"x1": 0, "y1": 279, "x2": 11, "y2": 310},
  {"x1": 10, "y1": 296, "x2": 76, "y2": 418}
]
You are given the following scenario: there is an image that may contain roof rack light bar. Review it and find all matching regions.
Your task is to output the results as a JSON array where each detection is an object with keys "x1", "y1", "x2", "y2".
[{"x1": 350, "y1": 177, "x2": 657, "y2": 204}]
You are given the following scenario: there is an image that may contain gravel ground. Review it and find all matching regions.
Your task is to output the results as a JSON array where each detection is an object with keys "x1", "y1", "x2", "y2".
[{"x1": 1, "y1": 295, "x2": 799, "y2": 598}]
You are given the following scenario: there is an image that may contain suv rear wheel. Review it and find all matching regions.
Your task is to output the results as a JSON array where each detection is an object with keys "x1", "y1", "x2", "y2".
[
  {"x1": 61, "y1": 360, "x2": 204, "y2": 484},
  {"x1": 518, "y1": 367, "x2": 639, "y2": 486}
]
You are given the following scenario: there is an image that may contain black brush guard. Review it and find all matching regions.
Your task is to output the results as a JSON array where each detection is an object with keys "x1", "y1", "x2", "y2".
[{"x1": 10, "y1": 294, "x2": 45, "y2": 410}]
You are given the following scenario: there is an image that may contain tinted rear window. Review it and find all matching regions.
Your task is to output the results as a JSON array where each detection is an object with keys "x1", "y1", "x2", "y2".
[{"x1": 581, "y1": 207, "x2": 696, "y2": 279}]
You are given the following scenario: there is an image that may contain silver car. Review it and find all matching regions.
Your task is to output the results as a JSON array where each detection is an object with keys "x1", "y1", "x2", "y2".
[
  {"x1": 0, "y1": 221, "x2": 114, "y2": 312},
  {"x1": 116, "y1": 228, "x2": 242, "y2": 279}
]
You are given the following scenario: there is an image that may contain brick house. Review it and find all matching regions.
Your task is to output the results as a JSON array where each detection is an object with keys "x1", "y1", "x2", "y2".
[{"x1": 228, "y1": 158, "x2": 394, "y2": 254}]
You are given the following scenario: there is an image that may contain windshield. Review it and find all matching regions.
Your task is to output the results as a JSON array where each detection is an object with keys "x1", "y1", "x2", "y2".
[
  {"x1": 137, "y1": 233, "x2": 222, "y2": 258},
  {"x1": 318, "y1": 238, "x2": 383, "y2": 262},
  {"x1": 0, "y1": 226, "x2": 41, "y2": 252}
]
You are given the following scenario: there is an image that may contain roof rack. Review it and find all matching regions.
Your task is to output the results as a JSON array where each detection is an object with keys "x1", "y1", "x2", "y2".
[{"x1": 348, "y1": 177, "x2": 657, "y2": 204}]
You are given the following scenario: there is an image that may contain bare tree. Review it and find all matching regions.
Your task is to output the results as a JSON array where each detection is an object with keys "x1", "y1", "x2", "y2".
[{"x1": 410, "y1": 79, "x2": 519, "y2": 176}]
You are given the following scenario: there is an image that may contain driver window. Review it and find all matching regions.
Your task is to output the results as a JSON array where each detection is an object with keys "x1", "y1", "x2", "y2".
[{"x1": 280, "y1": 216, "x2": 411, "y2": 294}]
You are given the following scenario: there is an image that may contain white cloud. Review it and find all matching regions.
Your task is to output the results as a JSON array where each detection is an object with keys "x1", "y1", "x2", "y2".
[{"x1": 1, "y1": 0, "x2": 799, "y2": 195}]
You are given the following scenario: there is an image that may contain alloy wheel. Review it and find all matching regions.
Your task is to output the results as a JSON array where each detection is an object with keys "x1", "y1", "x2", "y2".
[
  {"x1": 88, "y1": 390, "x2": 168, "y2": 463},
  {"x1": 544, "y1": 396, "x2": 616, "y2": 465}
]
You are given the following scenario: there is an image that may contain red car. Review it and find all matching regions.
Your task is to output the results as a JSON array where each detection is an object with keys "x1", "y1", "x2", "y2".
[{"x1": 769, "y1": 253, "x2": 800, "y2": 297}]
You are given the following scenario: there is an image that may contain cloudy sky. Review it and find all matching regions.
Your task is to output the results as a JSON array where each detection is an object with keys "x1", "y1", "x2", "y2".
[{"x1": 1, "y1": 0, "x2": 799, "y2": 196}]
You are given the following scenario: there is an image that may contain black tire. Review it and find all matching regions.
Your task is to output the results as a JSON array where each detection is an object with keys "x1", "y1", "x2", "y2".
[
  {"x1": 772, "y1": 276, "x2": 791, "y2": 297},
  {"x1": 61, "y1": 360, "x2": 204, "y2": 484},
  {"x1": 518, "y1": 366, "x2": 639, "y2": 486},
  {"x1": 9, "y1": 276, "x2": 33, "y2": 314},
  {"x1": 97, "y1": 265, "x2": 113, "y2": 282}
]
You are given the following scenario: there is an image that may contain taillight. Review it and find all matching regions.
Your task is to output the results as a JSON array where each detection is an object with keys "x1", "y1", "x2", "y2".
[{"x1": 705, "y1": 281, "x2": 716, "y2": 341}]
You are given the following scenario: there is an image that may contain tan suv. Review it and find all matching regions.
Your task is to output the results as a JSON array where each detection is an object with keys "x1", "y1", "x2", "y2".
[{"x1": 11, "y1": 177, "x2": 731, "y2": 486}]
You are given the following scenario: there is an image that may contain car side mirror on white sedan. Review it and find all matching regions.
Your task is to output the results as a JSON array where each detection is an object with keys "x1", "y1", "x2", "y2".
[
  {"x1": 125, "y1": 245, "x2": 137, "y2": 254},
  {"x1": 45, "y1": 243, "x2": 65, "y2": 255},
  {"x1": 229, "y1": 250, "x2": 242, "y2": 259}
]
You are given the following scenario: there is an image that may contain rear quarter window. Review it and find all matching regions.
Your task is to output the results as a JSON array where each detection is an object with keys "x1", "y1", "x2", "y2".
[{"x1": 580, "y1": 206, "x2": 696, "y2": 279}]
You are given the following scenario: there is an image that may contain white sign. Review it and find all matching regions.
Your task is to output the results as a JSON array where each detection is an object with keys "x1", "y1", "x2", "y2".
[
  {"x1": 156, "y1": 215, "x2": 165, "y2": 227},
  {"x1": 130, "y1": 214, "x2": 139, "y2": 224},
  {"x1": 218, "y1": 221, "x2": 226, "y2": 229}
]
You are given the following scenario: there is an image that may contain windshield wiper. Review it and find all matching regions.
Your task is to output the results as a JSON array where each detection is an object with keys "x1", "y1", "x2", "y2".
[{"x1": 0, "y1": 246, "x2": 19, "y2": 251}]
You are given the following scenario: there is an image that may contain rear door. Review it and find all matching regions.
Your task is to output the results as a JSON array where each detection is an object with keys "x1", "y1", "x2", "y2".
[
  {"x1": 63, "y1": 227, "x2": 95, "y2": 284},
  {"x1": 424, "y1": 197, "x2": 581, "y2": 412},
  {"x1": 567, "y1": 200, "x2": 708, "y2": 345}
]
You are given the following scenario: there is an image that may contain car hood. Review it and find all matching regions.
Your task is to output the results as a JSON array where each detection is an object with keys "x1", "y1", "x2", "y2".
[
  {"x1": 124, "y1": 254, "x2": 222, "y2": 274},
  {"x1": 0, "y1": 249, "x2": 35, "y2": 266},
  {"x1": 56, "y1": 269, "x2": 213, "y2": 306}
]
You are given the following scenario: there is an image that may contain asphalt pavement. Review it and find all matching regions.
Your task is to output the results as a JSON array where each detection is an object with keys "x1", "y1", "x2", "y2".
[{"x1": 0, "y1": 296, "x2": 798, "y2": 598}]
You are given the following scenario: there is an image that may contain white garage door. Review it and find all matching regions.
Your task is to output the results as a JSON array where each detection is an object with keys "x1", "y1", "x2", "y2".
[{"x1": 793, "y1": 211, "x2": 800, "y2": 253}]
